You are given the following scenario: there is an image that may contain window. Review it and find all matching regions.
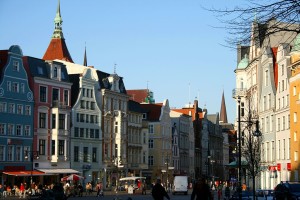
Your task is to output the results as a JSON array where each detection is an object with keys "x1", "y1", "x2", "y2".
[
  {"x1": 39, "y1": 139, "x2": 46, "y2": 155},
  {"x1": 92, "y1": 147, "x2": 97, "y2": 162},
  {"x1": 294, "y1": 112, "x2": 298, "y2": 123},
  {"x1": 268, "y1": 94, "x2": 271, "y2": 109},
  {"x1": 7, "y1": 81, "x2": 11, "y2": 91},
  {"x1": 39, "y1": 113, "x2": 46, "y2": 128},
  {"x1": 59, "y1": 114, "x2": 65, "y2": 129},
  {"x1": 265, "y1": 70, "x2": 269, "y2": 86},
  {"x1": 54, "y1": 67, "x2": 58, "y2": 78},
  {"x1": 277, "y1": 118, "x2": 280, "y2": 131},
  {"x1": 148, "y1": 156, "x2": 154, "y2": 166},
  {"x1": 24, "y1": 125, "x2": 30, "y2": 136},
  {"x1": 294, "y1": 132, "x2": 297, "y2": 142},
  {"x1": 52, "y1": 114, "x2": 56, "y2": 129},
  {"x1": 51, "y1": 140, "x2": 55, "y2": 155},
  {"x1": 7, "y1": 124, "x2": 14, "y2": 135},
  {"x1": 90, "y1": 129, "x2": 94, "y2": 138},
  {"x1": 58, "y1": 140, "x2": 64, "y2": 155},
  {"x1": 52, "y1": 88, "x2": 59, "y2": 102},
  {"x1": 7, "y1": 146, "x2": 13, "y2": 161},
  {"x1": 0, "y1": 102, "x2": 7, "y2": 112},
  {"x1": 16, "y1": 124, "x2": 22, "y2": 136},
  {"x1": 64, "y1": 90, "x2": 69, "y2": 106},
  {"x1": 8, "y1": 103, "x2": 15, "y2": 113},
  {"x1": 283, "y1": 116, "x2": 286, "y2": 130},
  {"x1": 293, "y1": 86, "x2": 297, "y2": 96},
  {"x1": 25, "y1": 105, "x2": 31, "y2": 115},
  {"x1": 282, "y1": 64, "x2": 284, "y2": 75},
  {"x1": 287, "y1": 94, "x2": 290, "y2": 106},
  {"x1": 0, "y1": 124, "x2": 5, "y2": 135},
  {"x1": 295, "y1": 151, "x2": 298, "y2": 162},
  {"x1": 149, "y1": 124, "x2": 154, "y2": 134},
  {"x1": 74, "y1": 146, "x2": 79, "y2": 162},
  {"x1": 142, "y1": 113, "x2": 147, "y2": 119},
  {"x1": 91, "y1": 102, "x2": 95, "y2": 110},
  {"x1": 83, "y1": 147, "x2": 88, "y2": 162},
  {"x1": 17, "y1": 105, "x2": 23, "y2": 115},
  {"x1": 114, "y1": 121, "x2": 118, "y2": 133},
  {"x1": 74, "y1": 127, "x2": 79, "y2": 137},
  {"x1": 12, "y1": 82, "x2": 19, "y2": 93},
  {"x1": 278, "y1": 140, "x2": 281, "y2": 160},
  {"x1": 15, "y1": 146, "x2": 21, "y2": 161},
  {"x1": 282, "y1": 80, "x2": 285, "y2": 92},
  {"x1": 0, "y1": 146, "x2": 4, "y2": 161},
  {"x1": 288, "y1": 114, "x2": 291, "y2": 129},
  {"x1": 37, "y1": 66, "x2": 44, "y2": 75},
  {"x1": 263, "y1": 96, "x2": 266, "y2": 111},
  {"x1": 283, "y1": 139, "x2": 286, "y2": 159},
  {"x1": 149, "y1": 139, "x2": 154, "y2": 148},
  {"x1": 13, "y1": 60, "x2": 19, "y2": 71},
  {"x1": 95, "y1": 129, "x2": 99, "y2": 138},
  {"x1": 80, "y1": 128, "x2": 84, "y2": 137},
  {"x1": 272, "y1": 141, "x2": 275, "y2": 161},
  {"x1": 40, "y1": 86, "x2": 47, "y2": 102}
]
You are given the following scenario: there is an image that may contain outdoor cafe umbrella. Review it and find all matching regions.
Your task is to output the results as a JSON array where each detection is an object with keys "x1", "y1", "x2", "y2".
[{"x1": 61, "y1": 174, "x2": 85, "y2": 181}]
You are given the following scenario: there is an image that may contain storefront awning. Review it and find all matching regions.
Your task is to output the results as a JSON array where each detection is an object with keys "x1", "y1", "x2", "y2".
[
  {"x1": 3, "y1": 170, "x2": 45, "y2": 176},
  {"x1": 225, "y1": 161, "x2": 248, "y2": 168},
  {"x1": 37, "y1": 168, "x2": 80, "y2": 174}
]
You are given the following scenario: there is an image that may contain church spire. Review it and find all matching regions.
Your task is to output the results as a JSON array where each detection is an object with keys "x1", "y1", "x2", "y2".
[
  {"x1": 220, "y1": 91, "x2": 228, "y2": 123},
  {"x1": 43, "y1": 0, "x2": 73, "y2": 62},
  {"x1": 83, "y1": 45, "x2": 87, "y2": 66},
  {"x1": 52, "y1": 0, "x2": 64, "y2": 39}
]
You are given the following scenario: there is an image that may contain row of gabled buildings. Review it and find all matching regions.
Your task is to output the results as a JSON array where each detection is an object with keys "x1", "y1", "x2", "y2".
[
  {"x1": 233, "y1": 18, "x2": 300, "y2": 190},
  {"x1": 0, "y1": 0, "x2": 235, "y2": 188}
]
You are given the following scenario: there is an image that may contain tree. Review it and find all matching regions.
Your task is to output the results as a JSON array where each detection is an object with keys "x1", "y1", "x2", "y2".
[
  {"x1": 207, "y1": 0, "x2": 300, "y2": 47},
  {"x1": 241, "y1": 118, "x2": 262, "y2": 199}
]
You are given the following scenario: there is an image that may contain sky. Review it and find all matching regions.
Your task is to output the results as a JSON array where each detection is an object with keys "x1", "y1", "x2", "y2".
[{"x1": 0, "y1": 0, "x2": 241, "y2": 123}]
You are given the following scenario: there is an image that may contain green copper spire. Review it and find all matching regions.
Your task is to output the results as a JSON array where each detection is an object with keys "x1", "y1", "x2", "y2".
[
  {"x1": 52, "y1": 0, "x2": 64, "y2": 38},
  {"x1": 291, "y1": 33, "x2": 300, "y2": 52}
]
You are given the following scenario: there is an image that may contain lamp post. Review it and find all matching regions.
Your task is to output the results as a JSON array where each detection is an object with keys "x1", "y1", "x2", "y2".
[
  {"x1": 24, "y1": 150, "x2": 39, "y2": 184},
  {"x1": 237, "y1": 96, "x2": 262, "y2": 200}
]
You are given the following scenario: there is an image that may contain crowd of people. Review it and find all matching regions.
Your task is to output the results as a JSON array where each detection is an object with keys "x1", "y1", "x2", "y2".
[{"x1": 0, "y1": 182, "x2": 47, "y2": 198}]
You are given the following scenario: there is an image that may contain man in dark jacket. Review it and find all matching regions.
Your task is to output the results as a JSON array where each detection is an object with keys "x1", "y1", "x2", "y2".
[
  {"x1": 152, "y1": 178, "x2": 170, "y2": 200},
  {"x1": 191, "y1": 177, "x2": 212, "y2": 200}
]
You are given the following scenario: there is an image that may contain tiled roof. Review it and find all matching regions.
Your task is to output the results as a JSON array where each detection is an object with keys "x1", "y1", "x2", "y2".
[
  {"x1": 140, "y1": 103, "x2": 162, "y2": 121},
  {"x1": 127, "y1": 89, "x2": 149, "y2": 103},
  {"x1": 43, "y1": 38, "x2": 73, "y2": 63}
]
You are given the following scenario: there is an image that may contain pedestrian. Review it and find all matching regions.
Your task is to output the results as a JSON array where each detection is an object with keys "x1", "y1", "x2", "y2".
[
  {"x1": 151, "y1": 178, "x2": 170, "y2": 200},
  {"x1": 77, "y1": 183, "x2": 83, "y2": 197},
  {"x1": 96, "y1": 182, "x2": 103, "y2": 197},
  {"x1": 225, "y1": 185, "x2": 230, "y2": 200},
  {"x1": 191, "y1": 177, "x2": 212, "y2": 200},
  {"x1": 218, "y1": 188, "x2": 222, "y2": 200}
]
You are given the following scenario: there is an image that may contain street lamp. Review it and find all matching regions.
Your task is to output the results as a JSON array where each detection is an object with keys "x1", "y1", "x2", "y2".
[
  {"x1": 24, "y1": 150, "x2": 39, "y2": 184},
  {"x1": 237, "y1": 96, "x2": 261, "y2": 200}
]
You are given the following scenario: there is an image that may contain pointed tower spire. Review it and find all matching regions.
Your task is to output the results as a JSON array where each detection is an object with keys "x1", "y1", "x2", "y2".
[
  {"x1": 43, "y1": 0, "x2": 73, "y2": 62},
  {"x1": 83, "y1": 45, "x2": 87, "y2": 66},
  {"x1": 220, "y1": 91, "x2": 228, "y2": 123},
  {"x1": 53, "y1": 0, "x2": 64, "y2": 39}
]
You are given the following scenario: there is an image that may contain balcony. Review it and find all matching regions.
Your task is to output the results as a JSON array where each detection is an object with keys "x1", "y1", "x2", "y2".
[{"x1": 232, "y1": 88, "x2": 247, "y2": 99}]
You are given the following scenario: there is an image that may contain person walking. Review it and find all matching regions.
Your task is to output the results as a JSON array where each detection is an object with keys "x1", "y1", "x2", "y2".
[
  {"x1": 225, "y1": 185, "x2": 230, "y2": 200},
  {"x1": 191, "y1": 177, "x2": 212, "y2": 200},
  {"x1": 152, "y1": 178, "x2": 170, "y2": 200}
]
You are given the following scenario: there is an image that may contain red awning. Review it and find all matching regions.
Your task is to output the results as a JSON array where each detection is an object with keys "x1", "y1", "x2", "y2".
[{"x1": 3, "y1": 170, "x2": 45, "y2": 176}]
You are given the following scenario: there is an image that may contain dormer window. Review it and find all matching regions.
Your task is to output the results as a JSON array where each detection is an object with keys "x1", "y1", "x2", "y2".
[
  {"x1": 13, "y1": 61, "x2": 19, "y2": 71},
  {"x1": 142, "y1": 113, "x2": 147, "y2": 119},
  {"x1": 54, "y1": 67, "x2": 58, "y2": 78}
]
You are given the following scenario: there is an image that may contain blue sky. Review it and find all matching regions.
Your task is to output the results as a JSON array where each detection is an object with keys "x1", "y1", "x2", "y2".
[{"x1": 0, "y1": 0, "x2": 240, "y2": 123}]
